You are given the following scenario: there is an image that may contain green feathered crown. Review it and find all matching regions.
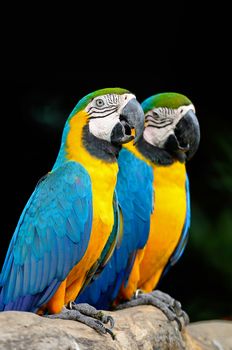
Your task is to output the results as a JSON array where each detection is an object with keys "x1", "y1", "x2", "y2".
[
  {"x1": 69, "y1": 88, "x2": 130, "y2": 118},
  {"x1": 142, "y1": 93, "x2": 192, "y2": 114}
]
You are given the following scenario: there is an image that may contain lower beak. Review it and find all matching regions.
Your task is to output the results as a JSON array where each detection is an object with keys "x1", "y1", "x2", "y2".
[{"x1": 110, "y1": 98, "x2": 144, "y2": 145}]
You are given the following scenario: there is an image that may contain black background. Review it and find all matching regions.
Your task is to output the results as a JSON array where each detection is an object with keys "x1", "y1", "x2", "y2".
[{"x1": 1, "y1": 4, "x2": 231, "y2": 321}]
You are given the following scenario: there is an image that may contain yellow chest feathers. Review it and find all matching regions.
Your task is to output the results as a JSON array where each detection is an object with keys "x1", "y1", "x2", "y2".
[
  {"x1": 65, "y1": 110, "x2": 118, "y2": 226},
  {"x1": 138, "y1": 161, "x2": 187, "y2": 289},
  {"x1": 147, "y1": 162, "x2": 187, "y2": 265},
  {"x1": 151, "y1": 161, "x2": 187, "y2": 252}
]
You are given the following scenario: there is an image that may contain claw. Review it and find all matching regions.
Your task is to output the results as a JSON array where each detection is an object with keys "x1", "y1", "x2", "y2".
[
  {"x1": 116, "y1": 290, "x2": 189, "y2": 331},
  {"x1": 174, "y1": 316, "x2": 183, "y2": 331},
  {"x1": 90, "y1": 319, "x2": 115, "y2": 339},
  {"x1": 106, "y1": 316, "x2": 115, "y2": 329},
  {"x1": 181, "y1": 310, "x2": 190, "y2": 325},
  {"x1": 43, "y1": 303, "x2": 116, "y2": 338},
  {"x1": 98, "y1": 313, "x2": 115, "y2": 328},
  {"x1": 106, "y1": 328, "x2": 116, "y2": 340}
]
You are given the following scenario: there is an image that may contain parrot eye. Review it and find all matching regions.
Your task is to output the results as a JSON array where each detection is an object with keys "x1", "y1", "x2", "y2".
[
  {"x1": 95, "y1": 99, "x2": 105, "y2": 107},
  {"x1": 153, "y1": 111, "x2": 159, "y2": 117}
]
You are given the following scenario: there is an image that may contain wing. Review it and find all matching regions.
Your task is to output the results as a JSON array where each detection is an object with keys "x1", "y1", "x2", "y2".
[
  {"x1": 0, "y1": 161, "x2": 92, "y2": 311},
  {"x1": 116, "y1": 149, "x2": 154, "y2": 285},
  {"x1": 77, "y1": 148, "x2": 153, "y2": 309},
  {"x1": 76, "y1": 191, "x2": 120, "y2": 296},
  {"x1": 76, "y1": 191, "x2": 121, "y2": 307},
  {"x1": 162, "y1": 173, "x2": 191, "y2": 276}
]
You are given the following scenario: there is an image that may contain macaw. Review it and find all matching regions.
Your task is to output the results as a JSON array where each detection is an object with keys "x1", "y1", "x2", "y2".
[
  {"x1": 77, "y1": 92, "x2": 200, "y2": 328},
  {"x1": 0, "y1": 88, "x2": 144, "y2": 336}
]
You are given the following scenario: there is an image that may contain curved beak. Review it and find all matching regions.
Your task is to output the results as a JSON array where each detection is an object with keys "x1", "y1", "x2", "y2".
[
  {"x1": 110, "y1": 98, "x2": 144, "y2": 145},
  {"x1": 175, "y1": 109, "x2": 200, "y2": 160},
  {"x1": 165, "y1": 109, "x2": 200, "y2": 161}
]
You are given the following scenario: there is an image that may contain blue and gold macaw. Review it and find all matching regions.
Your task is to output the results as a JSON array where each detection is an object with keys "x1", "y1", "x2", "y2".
[
  {"x1": 0, "y1": 88, "x2": 144, "y2": 336},
  {"x1": 77, "y1": 93, "x2": 200, "y2": 327}
]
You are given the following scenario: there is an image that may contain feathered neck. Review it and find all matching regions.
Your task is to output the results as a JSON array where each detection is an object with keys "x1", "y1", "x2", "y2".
[
  {"x1": 52, "y1": 110, "x2": 120, "y2": 171},
  {"x1": 136, "y1": 137, "x2": 175, "y2": 166}
]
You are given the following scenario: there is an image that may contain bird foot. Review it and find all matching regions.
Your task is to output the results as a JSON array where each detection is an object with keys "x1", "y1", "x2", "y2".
[
  {"x1": 116, "y1": 289, "x2": 189, "y2": 331},
  {"x1": 44, "y1": 302, "x2": 116, "y2": 339}
]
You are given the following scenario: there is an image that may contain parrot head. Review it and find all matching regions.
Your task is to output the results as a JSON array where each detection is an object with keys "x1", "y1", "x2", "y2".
[
  {"x1": 70, "y1": 88, "x2": 144, "y2": 146},
  {"x1": 141, "y1": 93, "x2": 200, "y2": 163}
]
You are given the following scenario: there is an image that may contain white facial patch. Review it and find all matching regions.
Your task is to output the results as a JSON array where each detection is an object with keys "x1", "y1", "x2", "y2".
[
  {"x1": 143, "y1": 104, "x2": 195, "y2": 147},
  {"x1": 86, "y1": 93, "x2": 135, "y2": 142}
]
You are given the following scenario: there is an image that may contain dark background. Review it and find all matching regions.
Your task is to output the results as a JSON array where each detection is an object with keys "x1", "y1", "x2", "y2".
[{"x1": 1, "y1": 4, "x2": 231, "y2": 322}]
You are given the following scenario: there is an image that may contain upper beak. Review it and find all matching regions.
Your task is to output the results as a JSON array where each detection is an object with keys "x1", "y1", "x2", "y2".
[
  {"x1": 174, "y1": 109, "x2": 200, "y2": 160},
  {"x1": 119, "y1": 98, "x2": 145, "y2": 144},
  {"x1": 110, "y1": 98, "x2": 144, "y2": 145}
]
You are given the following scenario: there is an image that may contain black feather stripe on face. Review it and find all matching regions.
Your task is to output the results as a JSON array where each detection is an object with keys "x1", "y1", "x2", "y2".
[
  {"x1": 82, "y1": 124, "x2": 121, "y2": 162},
  {"x1": 136, "y1": 137, "x2": 174, "y2": 165}
]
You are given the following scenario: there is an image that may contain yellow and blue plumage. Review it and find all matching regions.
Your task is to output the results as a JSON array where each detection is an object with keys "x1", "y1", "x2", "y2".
[
  {"x1": 77, "y1": 93, "x2": 200, "y2": 325},
  {"x1": 0, "y1": 88, "x2": 144, "y2": 334},
  {"x1": 121, "y1": 93, "x2": 200, "y2": 300},
  {"x1": 77, "y1": 146, "x2": 153, "y2": 309}
]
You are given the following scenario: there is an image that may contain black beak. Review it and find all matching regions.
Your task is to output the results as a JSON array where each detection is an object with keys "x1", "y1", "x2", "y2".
[
  {"x1": 165, "y1": 109, "x2": 200, "y2": 162},
  {"x1": 110, "y1": 98, "x2": 144, "y2": 145}
]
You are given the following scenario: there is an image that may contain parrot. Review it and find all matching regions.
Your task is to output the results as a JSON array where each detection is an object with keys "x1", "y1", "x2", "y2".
[
  {"x1": 0, "y1": 87, "x2": 144, "y2": 337},
  {"x1": 76, "y1": 92, "x2": 200, "y2": 329}
]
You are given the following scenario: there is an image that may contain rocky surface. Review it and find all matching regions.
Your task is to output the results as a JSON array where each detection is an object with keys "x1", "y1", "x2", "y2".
[
  {"x1": 0, "y1": 307, "x2": 231, "y2": 349},
  {"x1": 187, "y1": 320, "x2": 232, "y2": 350}
]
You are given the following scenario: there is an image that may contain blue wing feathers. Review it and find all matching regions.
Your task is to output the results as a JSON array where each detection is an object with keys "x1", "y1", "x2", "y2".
[{"x1": 0, "y1": 161, "x2": 92, "y2": 311}]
